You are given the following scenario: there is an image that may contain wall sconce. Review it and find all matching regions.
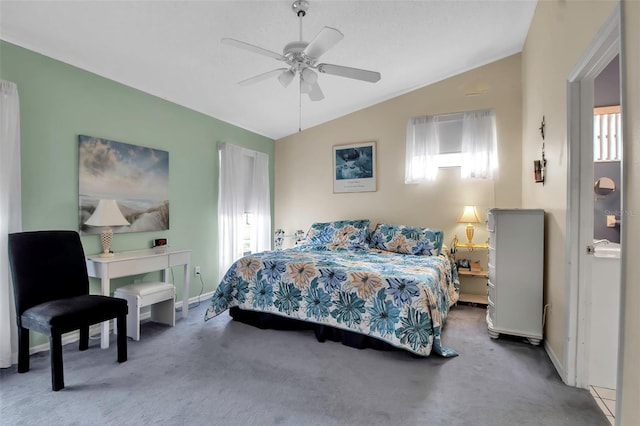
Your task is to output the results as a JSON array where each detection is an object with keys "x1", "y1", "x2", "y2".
[
  {"x1": 535, "y1": 116, "x2": 547, "y2": 184},
  {"x1": 458, "y1": 205, "x2": 481, "y2": 244},
  {"x1": 85, "y1": 199, "x2": 130, "y2": 257}
]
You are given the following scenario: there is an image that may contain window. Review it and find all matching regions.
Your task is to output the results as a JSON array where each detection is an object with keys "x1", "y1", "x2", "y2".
[
  {"x1": 218, "y1": 142, "x2": 271, "y2": 279},
  {"x1": 405, "y1": 109, "x2": 498, "y2": 182},
  {"x1": 242, "y1": 212, "x2": 255, "y2": 256},
  {"x1": 594, "y1": 106, "x2": 622, "y2": 161},
  {"x1": 433, "y1": 112, "x2": 464, "y2": 168}
]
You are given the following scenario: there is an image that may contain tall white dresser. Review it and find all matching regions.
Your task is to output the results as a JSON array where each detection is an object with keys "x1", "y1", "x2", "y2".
[{"x1": 486, "y1": 208, "x2": 544, "y2": 345}]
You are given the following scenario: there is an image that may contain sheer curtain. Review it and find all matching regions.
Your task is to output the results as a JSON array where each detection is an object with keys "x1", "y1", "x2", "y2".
[
  {"x1": 404, "y1": 115, "x2": 440, "y2": 183},
  {"x1": 218, "y1": 142, "x2": 270, "y2": 280},
  {"x1": 1, "y1": 80, "x2": 22, "y2": 368},
  {"x1": 460, "y1": 109, "x2": 498, "y2": 179}
]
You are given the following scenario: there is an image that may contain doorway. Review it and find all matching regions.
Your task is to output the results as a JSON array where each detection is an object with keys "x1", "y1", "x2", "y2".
[{"x1": 565, "y1": 3, "x2": 622, "y2": 399}]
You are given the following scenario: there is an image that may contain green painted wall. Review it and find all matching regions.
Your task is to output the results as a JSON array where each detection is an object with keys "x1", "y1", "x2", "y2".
[{"x1": 0, "y1": 41, "x2": 274, "y2": 347}]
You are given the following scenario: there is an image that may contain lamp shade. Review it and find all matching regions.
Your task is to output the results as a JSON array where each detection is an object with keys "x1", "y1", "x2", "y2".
[
  {"x1": 85, "y1": 199, "x2": 130, "y2": 227},
  {"x1": 458, "y1": 205, "x2": 481, "y2": 224},
  {"x1": 301, "y1": 68, "x2": 318, "y2": 84},
  {"x1": 278, "y1": 69, "x2": 295, "y2": 88}
]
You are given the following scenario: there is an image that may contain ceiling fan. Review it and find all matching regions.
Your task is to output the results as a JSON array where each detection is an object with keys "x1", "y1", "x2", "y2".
[{"x1": 222, "y1": 0, "x2": 381, "y2": 102}]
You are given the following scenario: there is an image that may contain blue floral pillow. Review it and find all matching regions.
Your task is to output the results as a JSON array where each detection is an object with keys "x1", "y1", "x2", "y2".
[
  {"x1": 370, "y1": 224, "x2": 443, "y2": 256},
  {"x1": 304, "y1": 219, "x2": 370, "y2": 250}
]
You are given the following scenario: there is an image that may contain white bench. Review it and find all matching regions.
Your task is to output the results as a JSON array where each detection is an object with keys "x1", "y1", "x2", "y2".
[{"x1": 114, "y1": 282, "x2": 175, "y2": 341}]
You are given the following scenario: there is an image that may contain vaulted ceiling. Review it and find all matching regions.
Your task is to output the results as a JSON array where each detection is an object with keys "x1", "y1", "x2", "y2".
[{"x1": 1, "y1": 1, "x2": 537, "y2": 139}]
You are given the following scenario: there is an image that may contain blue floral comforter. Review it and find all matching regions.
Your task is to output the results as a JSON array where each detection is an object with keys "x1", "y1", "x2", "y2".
[{"x1": 205, "y1": 247, "x2": 460, "y2": 357}]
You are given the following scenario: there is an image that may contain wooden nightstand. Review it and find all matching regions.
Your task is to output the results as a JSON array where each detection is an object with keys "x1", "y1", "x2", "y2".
[
  {"x1": 457, "y1": 268, "x2": 489, "y2": 304},
  {"x1": 452, "y1": 236, "x2": 489, "y2": 305}
]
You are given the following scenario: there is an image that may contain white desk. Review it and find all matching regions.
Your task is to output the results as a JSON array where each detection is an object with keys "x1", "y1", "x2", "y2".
[{"x1": 86, "y1": 247, "x2": 191, "y2": 348}]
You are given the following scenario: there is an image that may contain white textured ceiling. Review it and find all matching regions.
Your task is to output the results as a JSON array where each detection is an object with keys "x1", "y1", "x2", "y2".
[{"x1": 0, "y1": 0, "x2": 536, "y2": 140}]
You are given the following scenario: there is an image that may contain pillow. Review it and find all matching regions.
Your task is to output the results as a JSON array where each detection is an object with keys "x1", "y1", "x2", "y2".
[
  {"x1": 304, "y1": 219, "x2": 370, "y2": 250},
  {"x1": 369, "y1": 223, "x2": 443, "y2": 256}
]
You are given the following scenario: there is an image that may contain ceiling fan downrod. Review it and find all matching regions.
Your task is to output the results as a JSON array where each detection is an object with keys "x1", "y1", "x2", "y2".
[
  {"x1": 292, "y1": 0, "x2": 309, "y2": 133},
  {"x1": 292, "y1": 0, "x2": 309, "y2": 41}
]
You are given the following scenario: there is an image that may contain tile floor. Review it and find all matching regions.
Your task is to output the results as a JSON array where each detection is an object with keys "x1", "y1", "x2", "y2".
[{"x1": 590, "y1": 386, "x2": 616, "y2": 425}]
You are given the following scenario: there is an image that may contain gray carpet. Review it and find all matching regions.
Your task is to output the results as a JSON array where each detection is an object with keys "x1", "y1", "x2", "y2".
[{"x1": 0, "y1": 303, "x2": 608, "y2": 426}]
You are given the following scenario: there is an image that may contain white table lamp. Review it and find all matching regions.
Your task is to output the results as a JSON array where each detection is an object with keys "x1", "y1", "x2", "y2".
[{"x1": 85, "y1": 199, "x2": 130, "y2": 257}]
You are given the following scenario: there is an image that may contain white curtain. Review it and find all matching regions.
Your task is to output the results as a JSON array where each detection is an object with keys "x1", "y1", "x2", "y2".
[
  {"x1": 218, "y1": 142, "x2": 271, "y2": 280},
  {"x1": 404, "y1": 115, "x2": 440, "y2": 183},
  {"x1": 1, "y1": 80, "x2": 22, "y2": 368},
  {"x1": 460, "y1": 109, "x2": 498, "y2": 179}
]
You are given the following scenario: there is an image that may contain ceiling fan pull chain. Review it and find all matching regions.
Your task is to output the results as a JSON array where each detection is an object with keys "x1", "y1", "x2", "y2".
[{"x1": 299, "y1": 80, "x2": 302, "y2": 132}]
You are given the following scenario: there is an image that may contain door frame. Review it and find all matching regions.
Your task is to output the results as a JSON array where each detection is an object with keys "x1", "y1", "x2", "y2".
[{"x1": 565, "y1": 5, "x2": 620, "y2": 388}]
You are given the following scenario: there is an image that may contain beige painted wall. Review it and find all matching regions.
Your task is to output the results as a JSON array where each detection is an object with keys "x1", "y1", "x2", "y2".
[
  {"x1": 520, "y1": 0, "x2": 617, "y2": 372},
  {"x1": 619, "y1": 1, "x2": 640, "y2": 423},
  {"x1": 275, "y1": 54, "x2": 522, "y2": 252},
  {"x1": 274, "y1": 0, "x2": 640, "y2": 421}
]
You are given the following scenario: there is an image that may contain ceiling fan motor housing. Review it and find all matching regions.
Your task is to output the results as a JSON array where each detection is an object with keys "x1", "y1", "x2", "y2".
[{"x1": 283, "y1": 41, "x2": 315, "y2": 71}]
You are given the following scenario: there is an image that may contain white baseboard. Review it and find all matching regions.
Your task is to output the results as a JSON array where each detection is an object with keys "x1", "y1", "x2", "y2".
[
  {"x1": 544, "y1": 339, "x2": 566, "y2": 384},
  {"x1": 28, "y1": 291, "x2": 214, "y2": 356}
]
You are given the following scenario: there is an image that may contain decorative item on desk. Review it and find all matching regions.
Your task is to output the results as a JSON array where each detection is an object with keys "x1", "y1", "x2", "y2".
[
  {"x1": 457, "y1": 205, "x2": 481, "y2": 244},
  {"x1": 84, "y1": 199, "x2": 130, "y2": 257},
  {"x1": 294, "y1": 229, "x2": 305, "y2": 245},
  {"x1": 153, "y1": 238, "x2": 168, "y2": 248},
  {"x1": 274, "y1": 229, "x2": 285, "y2": 250}
]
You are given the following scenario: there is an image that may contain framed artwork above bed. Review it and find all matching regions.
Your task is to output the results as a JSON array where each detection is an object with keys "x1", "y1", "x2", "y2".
[{"x1": 333, "y1": 141, "x2": 376, "y2": 193}]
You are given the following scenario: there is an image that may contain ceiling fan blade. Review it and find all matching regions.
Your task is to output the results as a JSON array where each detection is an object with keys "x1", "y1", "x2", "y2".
[
  {"x1": 222, "y1": 38, "x2": 287, "y2": 61},
  {"x1": 317, "y1": 63, "x2": 381, "y2": 83},
  {"x1": 238, "y1": 68, "x2": 288, "y2": 86},
  {"x1": 308, "y1": 82, "x2": 324, "y2": 102},
  {"x1": 303, "y1": 27, "x2": 344, "y2": 59}
]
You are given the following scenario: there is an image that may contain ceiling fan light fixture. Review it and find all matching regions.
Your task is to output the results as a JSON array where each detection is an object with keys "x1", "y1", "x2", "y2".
[
  {"x1": 301, "y1": 68, "x2": 318, "y2": 84},
  {"x1": 278, "y1": 69, "x2": 295, "y2": 87},
  {"x1": 300, "y1": 80, "x2": 312, "y2": 94}
]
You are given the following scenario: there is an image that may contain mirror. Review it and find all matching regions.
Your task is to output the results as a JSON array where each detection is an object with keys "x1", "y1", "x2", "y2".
[{"x1": 594, "y1": 177, "x2": 616, "y2": 196}]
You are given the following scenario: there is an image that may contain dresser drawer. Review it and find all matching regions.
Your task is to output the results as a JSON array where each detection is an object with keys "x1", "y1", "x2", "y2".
[
  {"x1": 488, "y1": 264, "x2": 496, "y2": 284},
  {"x1": 488, "y1": 280, "x2": 496, "y2": 302},
  {"x1": 109, "y1": 255, "x2": 169, "y2": 277},
  {"x1": 169, "y1": 251, "x2": 190, "y2": 267},
  {"x1": 487, "y1": 211, "x2": 495, "y2": 232},
  {"x1": 487, "y1": 295, "x2": 495, "y2": 322}
]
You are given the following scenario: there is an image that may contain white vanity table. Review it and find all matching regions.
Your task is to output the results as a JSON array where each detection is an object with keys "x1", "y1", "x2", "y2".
[{"x1": 86, "y1": 247, "x2": 191, "y2": 348}]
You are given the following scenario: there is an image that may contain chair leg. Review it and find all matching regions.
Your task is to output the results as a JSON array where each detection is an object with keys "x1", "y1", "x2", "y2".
[
  {"x1": 50, "y1": 333, "x2": 64, "y2": 391},
  {"x1": 79, "y1": 326, "x2": 89, "y2": 351},
  {"x1": 17, "y1": 326, "x2": 30, "y2": 373},
  {"x1": 116, "y1": 314, "x2": 127, "y2": 363}
]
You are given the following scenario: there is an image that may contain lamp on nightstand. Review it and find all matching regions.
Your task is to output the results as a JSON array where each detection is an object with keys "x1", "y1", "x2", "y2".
[
  {"x1": 85, "y1": 199, "x2": 130, "y2": 257},
  {"x1": 458, "y1": 205, "x2": 481, "y2": 244}
]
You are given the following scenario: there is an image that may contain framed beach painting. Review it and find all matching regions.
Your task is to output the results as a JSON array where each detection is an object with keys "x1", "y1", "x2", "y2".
[
  {"x1": 78, "y1": 135, "x2": 169, "y2": 234},
  {"x1": 333, "y1": 141, "x2": 376, "y2": 193}
]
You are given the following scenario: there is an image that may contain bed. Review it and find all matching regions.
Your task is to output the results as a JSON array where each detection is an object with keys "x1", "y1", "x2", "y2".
[{"x1": 204, "y1": 220, "x2": 459, "y2": 357}]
